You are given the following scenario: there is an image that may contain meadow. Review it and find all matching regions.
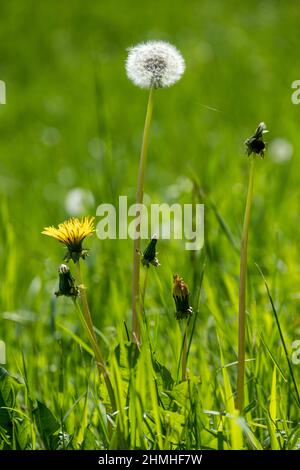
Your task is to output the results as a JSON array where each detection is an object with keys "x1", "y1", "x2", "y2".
[{"x1": 0, "y1": 0, "x2": 300, "y2": 450}]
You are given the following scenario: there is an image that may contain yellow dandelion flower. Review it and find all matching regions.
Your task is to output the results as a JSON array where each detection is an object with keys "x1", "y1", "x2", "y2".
[{"x1": 42, "y1": 216, "x2": 95, "y2": 263}]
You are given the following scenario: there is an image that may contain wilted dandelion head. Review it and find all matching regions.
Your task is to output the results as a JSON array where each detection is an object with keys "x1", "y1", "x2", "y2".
[
  {"x1": 141, "y1": 234, "x2": 160, "y2": 267},
  {"x1": 42, "y1": 216, "x2": 95, "y2": 263},
  {"x1": 245, "y1": 122, "x2": 269, "y2": 158},
  {"x1": 173, "y1": 274, "x2": 193, "y2": 320},
  {"x1": 126, "y1": 40, "x2": 185, "y2": 89},
  {"x1": 55, "y1": 264, "x2": 79, "y2": 298}
]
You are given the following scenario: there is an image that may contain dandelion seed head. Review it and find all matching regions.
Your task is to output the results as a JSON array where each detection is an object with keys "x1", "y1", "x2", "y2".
[{"x1": 126, "y1": 40, "x2": 185, "y2": 89}]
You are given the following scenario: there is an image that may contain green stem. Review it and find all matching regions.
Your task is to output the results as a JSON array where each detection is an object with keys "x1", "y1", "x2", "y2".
[
  {"x1": 132, "y1": 87, "x2": 154, "y2": 345},
  {"x1": 236, "y1": 158, "x2": 255, "y2": 412},
  {"x1": 182, "y1": 320, "x2": 188, "y2": 381},
  {"x1": 141, "y1": 267, "x2": 149, "y2": 314},
  {"x1": 75, "y1": 262, "x2": 116, "y2": 411}
]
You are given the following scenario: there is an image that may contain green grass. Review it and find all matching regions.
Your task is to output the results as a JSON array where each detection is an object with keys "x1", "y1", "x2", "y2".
[{"x1": 0, "y1": 0, "x2": 300, "y2": 450}]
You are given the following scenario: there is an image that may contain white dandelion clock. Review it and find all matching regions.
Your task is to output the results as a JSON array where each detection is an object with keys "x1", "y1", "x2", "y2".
[
  {"x1": 126, "y1": 40, "x2": 185, "y2": 89},
  {"x1": 128, "y1": 40, "x2": 186, "y2": 344}
]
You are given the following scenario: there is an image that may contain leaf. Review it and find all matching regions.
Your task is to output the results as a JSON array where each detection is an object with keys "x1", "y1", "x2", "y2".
[
  {"x1": 217, "y1": 338, "x2": 243, "y2": 449},
  {"x1": 14, "y1": 418, "x2": 31, "y2": 450},
  {"x1": 164, "y1": 378, "x2": 200, "y2": 411},
  {"x1": 159, "y1": 408, "x2": 185, "y2": 443},
  {"x1": 237, "y1": 417, "x2": 263, "y2": 450},
  {"x1": 81, "y1": 426, "x2": 97, "y2": 450},
  {"x1": 0, "y1": 367, "x2": 23, "y2": 428},
  {"x1": 114, "y1": 341, "x2": 139, "y2": 385},
  {"x1": 153, "y1": 359, "x2": 174, "y2": 391},
  {"x1": 33, "y1": 400, "x2": 60, "y2": 449}
]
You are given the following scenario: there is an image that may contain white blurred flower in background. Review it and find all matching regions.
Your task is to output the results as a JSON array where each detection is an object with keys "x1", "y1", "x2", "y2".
[
  {"x1": 269, "y1": 138, "x2": 293, "y2": 164},
  {"x1": 64, "y1": 187, "x2": 95, "y2": 216}
]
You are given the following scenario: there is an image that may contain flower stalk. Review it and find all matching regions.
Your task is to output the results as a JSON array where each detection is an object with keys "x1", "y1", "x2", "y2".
[
  {"x1": 75, "y1": 261, "x2": 116, "y2": 410},
  {"x1": 236, "y1": 157, "x2": 255, "y2": 412},
  {"x1": 182, "y1": 320, "x2": 188, "y2": 381},
  {"x1": 127, "y1": 40, "x2": 185, "y2": 344},
  {"x1": 132, "y1": 86, "x2": 154, "y2": 344},
  {"x1": 173, "y1": 274, "x2": 193, "y2": 381},
  {"x1": 43, "y1": 217, "x2": 116, "y2": 410},
  {"x1": 236, "y1": 122, "x2": 268, "y2": 412}
]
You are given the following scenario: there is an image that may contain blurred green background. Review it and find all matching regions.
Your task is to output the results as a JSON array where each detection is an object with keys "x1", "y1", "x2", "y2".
[{"x1": 0, "y1": 0, "x2": 300, "y2": 448}]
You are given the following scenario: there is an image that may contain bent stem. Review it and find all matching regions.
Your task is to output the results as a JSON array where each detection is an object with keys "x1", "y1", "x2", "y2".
[
  {"x1": 236, "y1": 157, "x2": 255, "y2": 412},
  {"x1": 75, "y1": 261, "x2": 116, "y2": 411},
  {"x1": 132, "y1": 87, "x2": 154, "y2": 345}
]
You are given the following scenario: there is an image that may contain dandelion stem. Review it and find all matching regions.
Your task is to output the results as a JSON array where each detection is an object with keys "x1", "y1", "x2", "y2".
[
  {"x1": 132, "y1": 86, "x2": 154, "y2": 345},
  {"x1": 75, "y1": 261, "x2": 116, "y2": 411},
  {"x1": 236, "y1": 157, "x2": 255, "y2": 412},
  {"x1": 182, "y1": 320, "x2": 188, "y2": 381},
  {"x1": 141, "y1": 267, "x2": 149, "y2": 314}
]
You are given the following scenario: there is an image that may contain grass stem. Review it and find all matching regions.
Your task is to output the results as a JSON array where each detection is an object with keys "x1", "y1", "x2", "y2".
[{"x1": 256, "y1": 263, "x2": 300, "y2": 408}]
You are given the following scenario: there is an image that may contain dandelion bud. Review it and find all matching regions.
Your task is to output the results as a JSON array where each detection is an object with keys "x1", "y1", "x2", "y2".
[
  {"x1": 173, "y1": 274, "x2": 193, "y2": 320},
  {"x1": 245, "y1": 122, "x2": 268, "y2": 158},
  {"x1": 141, "y1": 234, "x2": 160, "y2": 267},
  {"x1": 126, "y1": 40, "x2": 185, "y2": 89},
  {"x1": 55, "y1": 264, "x2": 79, "y2": 298}
]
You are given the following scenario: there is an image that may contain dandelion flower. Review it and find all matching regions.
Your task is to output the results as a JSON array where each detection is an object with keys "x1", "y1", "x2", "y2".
[
  {"x1": 42, "y1": 216, "x2": 95, "y2": 263},
  {"x1": 126, "y1": 40, "x2": 185, "y2": 89},
  {"x1": 173, "y1": 274, "x2": 193, "y2": 320}
]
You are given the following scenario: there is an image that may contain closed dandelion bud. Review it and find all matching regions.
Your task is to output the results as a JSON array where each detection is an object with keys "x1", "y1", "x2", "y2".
[
  {"x1": 42, "y1": 216, "x2": 95, "y2": 263},
  {"x1": 126, "y1": 40, "x2": 185, "y2": 89},
  {"x1": 55, "y1": 264, "x2": 79, "y2": 298},
  {"x1": 245, "y1": 122, "x2": 268, "y2": 158},
  {"x1": 173, "y1": 274, "x2": 193, "y2": 320},
  {"x1": 141, "y1": 234, "x2": 160, "y2": 267}
]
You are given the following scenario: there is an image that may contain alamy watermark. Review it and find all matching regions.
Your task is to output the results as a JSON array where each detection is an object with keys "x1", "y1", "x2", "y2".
[
  {"x1": 291, "y1": 80, "x2": 300, "y2": 104},
  {"x1": 96, "y1": 196, "x2": 204, "y2": 250},
  {"x1": 0, "y1": 340, "x2": 6, "y2": 364},
  {"x1": 0, "y1": 80, "x2": 6, "y2": 104},
  {"x1": 292, "y1": 340, "x2": 300, "y2": 365}
]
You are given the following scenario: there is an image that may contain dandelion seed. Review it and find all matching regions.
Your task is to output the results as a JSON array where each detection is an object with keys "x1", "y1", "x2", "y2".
[
  {"x1": 42, "y1": 216, "x2": 95, "y2": 263},
  {"x1": 126, "y1": 40, "x2": 185, "y2": 89},
  {"x1": 55, "y1": 264, "x2": 79, "y2": 298},
  {"x1": 245, "y1": 122, "x2": 268, "y2": 158},
  {"x1": 173, "y1": 274, "x2": 193, "y2": 320}
]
